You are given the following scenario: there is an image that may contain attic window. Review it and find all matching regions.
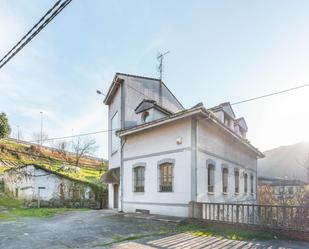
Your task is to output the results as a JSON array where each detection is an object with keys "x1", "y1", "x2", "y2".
[{"x1": 142, "y1": 111, "x2": 150, "y2": 123}]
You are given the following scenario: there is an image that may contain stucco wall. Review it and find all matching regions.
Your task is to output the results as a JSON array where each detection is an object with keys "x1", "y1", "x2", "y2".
[
  {"x1": 197, "y1": 119, "x2": 257, "y2": 170},
  {"x1": 196, "y1": 119, "x2": 257, "y2": 203},
  {"x1": 121, "y1": 119, "x2": 192, "y2": 216}
]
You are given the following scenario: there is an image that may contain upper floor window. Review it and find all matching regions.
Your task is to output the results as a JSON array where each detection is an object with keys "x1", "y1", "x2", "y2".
[
  {"x1": 208, "y1": 164, "x2": 215, "y2": 193},
  {"x1": 159, "y1": 163, "x2": 173, "y2": 192},
  {"x1": 222, "y1": 167, "x2": 228, "y2": 193},
  {"x1": 141, "y1": 111, "x2": 151, "y2": 123},
  {"x1": 250, "y1": 174, "x2": 254, "y2": 194},
  {"x1": 244, "y1": 173, "x2": 248, "y2": 194},
  {"x1": 133, "y1": 166, "x2": 145, "y2": 192},
  {"x1": 235, "y1": 169, "x2": 239, "y2": 194},
  {"x1": 111, "y1": 112, "x2": 119, "y2": 153}
]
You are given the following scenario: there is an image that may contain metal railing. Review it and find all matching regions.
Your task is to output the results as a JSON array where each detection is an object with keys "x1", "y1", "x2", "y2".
[{"x1": 189, "y1": 202, "x2": 309, "y2": 231}]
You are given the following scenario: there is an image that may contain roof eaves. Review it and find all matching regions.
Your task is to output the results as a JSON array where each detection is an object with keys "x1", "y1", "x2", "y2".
[{"x1": 118, "y1": 107, "x2": 206, "y2": 137}]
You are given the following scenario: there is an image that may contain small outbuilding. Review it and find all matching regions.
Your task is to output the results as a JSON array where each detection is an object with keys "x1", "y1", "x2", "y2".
[{"x1": 4, "y1": 164, "x2": 100, "y2": 208}]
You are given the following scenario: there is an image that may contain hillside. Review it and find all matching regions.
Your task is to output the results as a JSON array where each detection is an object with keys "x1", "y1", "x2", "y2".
[
  {"x1": 0, "y1": 139, "x2": 107, "y2": 186},
  {"x1": 258, "y1": 142, "x2": 309, "y2": 182}
]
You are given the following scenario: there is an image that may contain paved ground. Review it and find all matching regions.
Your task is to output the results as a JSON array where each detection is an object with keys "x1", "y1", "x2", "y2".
[{"x1": 0, "y1": 210, "x2": 308, "y2": 249}]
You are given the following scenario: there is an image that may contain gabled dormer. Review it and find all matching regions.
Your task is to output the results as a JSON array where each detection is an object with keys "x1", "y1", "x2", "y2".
[
  {"x1": 135, "y1": 99, "x2": 172, "y2": 124},
  {"x1": 208, "y1": 102, "x2": 235, "y2": 130},
  {"x1": 234, "y1": 117, "x2": 248, "y2": 138}
]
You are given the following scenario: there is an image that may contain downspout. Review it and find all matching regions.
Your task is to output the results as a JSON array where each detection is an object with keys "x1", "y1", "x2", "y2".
[
  {"x1": 191, "y1": 117, "x2": 198, "y2": 201},
  {"x1": 120, "y1": 137, "x2": 126, "y2": 212},
  {"x1": 120, "y1": 80, "x2": 125, "y2": 212}
]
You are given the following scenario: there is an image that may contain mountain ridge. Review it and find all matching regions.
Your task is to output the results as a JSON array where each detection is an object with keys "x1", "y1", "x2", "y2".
[{"x1": 258, "y1": 141, "x2": 309, "y2": 182}]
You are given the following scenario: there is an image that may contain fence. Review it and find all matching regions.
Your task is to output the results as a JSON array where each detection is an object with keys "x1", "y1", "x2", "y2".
[{"x1": 189, "y1": 202, "x2": 309, "y2": 231}]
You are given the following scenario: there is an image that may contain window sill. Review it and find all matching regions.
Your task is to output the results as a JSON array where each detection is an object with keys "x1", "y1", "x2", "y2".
[
  {"x1": 234, "y1": 192, "x2": 239, "y2": 195},
  {"x1": 222, "y1": 192, "x2": 228, "y2": 195},
  {"x1": 208, "y1": 192, "x2": 214, "y2": 195}
]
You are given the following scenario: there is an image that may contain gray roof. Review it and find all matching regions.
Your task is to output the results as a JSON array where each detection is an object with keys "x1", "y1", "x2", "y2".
[{"x1": 135, "y1": 99, "x2": 173, "y2": 115}]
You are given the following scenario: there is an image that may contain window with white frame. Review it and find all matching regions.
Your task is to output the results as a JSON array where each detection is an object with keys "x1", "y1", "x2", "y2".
[
  {"x1": 111, "y1": 112, "x2": 119, "y2": 153},
  {"x1": 208, "y1": 164, "x2": 215, "y2": 193},
  {"x1": 159, "y1": 163, "x2": 173, "y2": 192},
  {"x1": 133, "y1": 166, "x2": 145, "y2": 192},
  {"x1": 250, "y1": 173, "x2": 254, "y2": 194},
  {"x1": 222, "y1": 167, "x2": 228, "y2": 193},
  {"x1": 244, "y1": 173, "x2": 248, "y2": 194},
  {"x1": 235, "y1": 169, "x2": 239, "y2": 194}
]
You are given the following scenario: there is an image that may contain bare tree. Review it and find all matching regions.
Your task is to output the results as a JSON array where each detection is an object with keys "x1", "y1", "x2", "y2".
[
  {"x1": 32, "y1": 132, "x2": 49, "y2": 145},
  {"x1": 56, "y1": 141, "x2": 68, "y2": 155},
  {"x1": 73, "y1": 137, "x2": 97, "y2": 166}
]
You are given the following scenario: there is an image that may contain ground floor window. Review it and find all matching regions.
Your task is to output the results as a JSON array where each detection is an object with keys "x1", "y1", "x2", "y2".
[
  {"x1": 222, "y1": 167, "x2": 228, "y2": 193},
  {"x1": 208, "y1": 164, "x2": 215, "y2": 193},
  {"x1": 250, "y1": 173, "x2": 254, "y2": 194},
  {"x1": 235, "y1": 169, "x2": 239, "y2": 194},
  {"x1": 159, "y1": 163, "x2": 173, "y2": 192},
  {"x1": 133, "y1": 166, "x2": 145, "y2": 192},
  {"x1": 244, "y1": 173, "x2": 248, "y2": 194}
]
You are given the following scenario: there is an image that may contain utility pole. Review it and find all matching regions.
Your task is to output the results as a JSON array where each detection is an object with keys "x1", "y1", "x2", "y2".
[
  {"x1": 40, "y1": 111, "x2": 43, "y2": 146},
  {"x1": 157, "y1": 51, "x2": 170, "y2": 106}
]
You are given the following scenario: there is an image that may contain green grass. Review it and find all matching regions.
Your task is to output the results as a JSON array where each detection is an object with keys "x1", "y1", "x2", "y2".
[{"x1": 0, "y1": 196, "x2": 88, "y2": 220}]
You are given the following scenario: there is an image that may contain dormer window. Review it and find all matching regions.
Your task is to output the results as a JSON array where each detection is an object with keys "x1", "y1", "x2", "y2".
[{"x1": 141, "y1": 111, "x2": 150, "y2": 123}]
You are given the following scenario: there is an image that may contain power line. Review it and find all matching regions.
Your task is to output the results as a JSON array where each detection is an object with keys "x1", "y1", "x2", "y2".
[
  {"x1": 28, "y1": 129, "x2": 114, "y2": 143},
  {"x1": 231, "y1": 83, "x2": 309, "y2": 106},
  {"x1": 0, "y1": 0, "x2": 72, "y2": 69},
  {"x1": 23, "y1": 82, "x2": 309, "y2": 143}
]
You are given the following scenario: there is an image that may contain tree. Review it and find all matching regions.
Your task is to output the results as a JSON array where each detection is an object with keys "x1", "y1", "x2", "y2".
[
  {"x1": 73, "y1": 137, "x2": 97, "y2": 166},
  {"x1": 56, "y1": 141, "x2": 68, "y2": 154},
  {"x1": 32, "y1": 132, "x2": 49, "y2": 145},
  {"x1": 258, "y1": 185, "x2": 276, "y2": 205},
  {"x1": 0, "y1": 112, "x2": 11, "y2": 138}
]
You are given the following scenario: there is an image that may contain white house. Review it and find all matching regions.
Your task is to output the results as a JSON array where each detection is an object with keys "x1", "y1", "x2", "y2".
[{"x1": 101, "y1": 73, "x2": 264, "y2": 217}]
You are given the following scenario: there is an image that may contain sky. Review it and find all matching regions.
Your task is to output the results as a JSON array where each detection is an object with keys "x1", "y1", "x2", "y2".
[{"x1": 1, "y1": 0, "x2": 309, "y2": 158}]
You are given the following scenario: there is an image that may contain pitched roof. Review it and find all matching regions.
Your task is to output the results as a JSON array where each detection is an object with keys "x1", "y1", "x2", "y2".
[
  {"x1": 135, "y1": 99, "x2": 173, "y2": 115},
  {"x1": 103, "y1": 73, "x2": 184, "y2": 109},
  {"x1": 4, "y1": 164, "x2": 99, "y2": 188},
  {"x1": 235, "y1": 117, "x2": 248, "y2": 132},
  {"x1": 258, "y1": 176, "x2": 307, "y2": 186},
  {"x1": 209, "y1": 102, "x2": 236, "y2": 119}
]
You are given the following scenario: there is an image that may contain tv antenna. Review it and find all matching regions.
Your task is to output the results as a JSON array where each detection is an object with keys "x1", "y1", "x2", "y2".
[{"x1": 157, "y1": 51, "x2": 170, "y2": 81}]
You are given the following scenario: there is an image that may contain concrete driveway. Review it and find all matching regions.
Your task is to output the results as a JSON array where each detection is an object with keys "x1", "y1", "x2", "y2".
[{"x1": 0, "y1": 210, "x2": 308, "y2": 249}]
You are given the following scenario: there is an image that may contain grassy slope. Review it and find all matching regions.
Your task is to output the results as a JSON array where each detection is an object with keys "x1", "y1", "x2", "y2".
[
  {"x1": 0, "y1": 139, "x2": 107, "y2": 186},
  {"x1": 0, "y1": 196, "x2": 86, "y2": 220}
]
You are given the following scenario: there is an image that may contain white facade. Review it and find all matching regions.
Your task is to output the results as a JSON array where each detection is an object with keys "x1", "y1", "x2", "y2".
[{"x1": 103, "y1": 73, "x2": 263, "y2": 217}]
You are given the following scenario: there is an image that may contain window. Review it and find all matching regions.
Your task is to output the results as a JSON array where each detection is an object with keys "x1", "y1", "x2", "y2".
[
  {"x1": 244, "y1": 173, "x2": 248, "y2": 194},
  {"x1": 208, "y1": 164, "x2": 215, "y2": 193},
  {"x1": 222, "y1": 167, "x2": 228, "y2": 193},
  {"x1": 159, "y1": 163, "x2": 173, "y2": 192},
  {"x1": 235, "y1": 170, "x2": 239, "y2": 194},
  {"x1": 250, "y1": 174, "x2": 254, "y2": 194},
  {"x1": 133, "y1": 166, "x2": 145, "y2": 192},
  {"x1": 141, "y1": 111, "x2": 150, "y2": 123},
  {"x1": 288, "y1": 186, "x2": 294, "y2": 195},
  {"x1": 111, "y1": 112, "x2": 119, "y2": 153}
]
